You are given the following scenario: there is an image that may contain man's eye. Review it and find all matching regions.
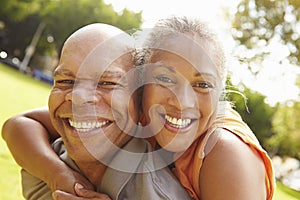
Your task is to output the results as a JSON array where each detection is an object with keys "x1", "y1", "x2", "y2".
[
  {"x1": 56, "y1": 80, "x2": 74, "y2": 84},
  {"x1": 98, "y1": 81, "x2": 124, "y2": 89},
  {"x1": 100, "y1": 81, "x2": 117, "y2": 86}
]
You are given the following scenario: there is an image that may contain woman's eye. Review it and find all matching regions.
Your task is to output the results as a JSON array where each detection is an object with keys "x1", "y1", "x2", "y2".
[
  {"x1": 98, "y1": 81, "x2": 124, "y2": 89},
  {"x1": 155, "y1": 75, "x2": 175, "y2": 84},
  {"x1": 193, "y1": 81, "x2": 215, "y2": 93},
  {"x1": 195, "y1": 82, "x2": 213, "y2": 88}
]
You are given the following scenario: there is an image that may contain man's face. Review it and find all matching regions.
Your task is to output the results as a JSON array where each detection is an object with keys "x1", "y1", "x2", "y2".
[{"x1": 48, "y1": 34, "x2": 139, "y2": 163}]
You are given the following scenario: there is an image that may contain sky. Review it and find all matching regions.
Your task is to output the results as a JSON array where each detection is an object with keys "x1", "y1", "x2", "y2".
[
  {"x1": 104, "y1": 0, "x2": 300, "y2": 105},
  {"x1": 104, "y1": 0, "x2": 238, "y2": 29},
  {"x1": 104, "y1": 0, "x2": 233, "y2": 28}
]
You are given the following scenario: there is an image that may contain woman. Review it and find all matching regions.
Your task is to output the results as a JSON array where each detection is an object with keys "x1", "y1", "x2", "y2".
[{"x1": 136, "y1": 16, "x2": 274, "y2": 199}]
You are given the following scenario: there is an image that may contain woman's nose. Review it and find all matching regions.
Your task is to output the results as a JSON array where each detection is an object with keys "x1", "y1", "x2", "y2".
[{"x1": 167, "y1": 84, "x2": 196, "y2": 109}]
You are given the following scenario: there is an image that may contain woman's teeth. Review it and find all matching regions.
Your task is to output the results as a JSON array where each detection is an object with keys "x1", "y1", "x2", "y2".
[{"x1": 164, "y1": 115, "x2": 192, "y2": 129}]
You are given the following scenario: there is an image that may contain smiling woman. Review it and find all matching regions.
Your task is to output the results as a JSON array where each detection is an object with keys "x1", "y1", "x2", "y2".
[
  {"x1": 141, "y1": 51, "x2": 221, "y2": 152},
  {"x1": 136, "y1": 16, "x2": 275, "y2": 200}
]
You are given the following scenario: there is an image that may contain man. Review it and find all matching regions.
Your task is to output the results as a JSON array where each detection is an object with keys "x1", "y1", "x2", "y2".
[{"x1": 3, "y1": 23, "x2": 191, "y2": 200}]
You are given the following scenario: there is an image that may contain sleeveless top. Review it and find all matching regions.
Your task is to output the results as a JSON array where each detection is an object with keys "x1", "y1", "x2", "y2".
[{"x1": 173, "y1": 102, "x2": 275, "y2": 200}]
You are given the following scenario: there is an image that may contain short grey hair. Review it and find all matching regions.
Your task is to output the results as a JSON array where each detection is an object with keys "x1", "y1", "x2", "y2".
[{"x1": 135, "y1": 15, "x2": 227, "y2": 85}]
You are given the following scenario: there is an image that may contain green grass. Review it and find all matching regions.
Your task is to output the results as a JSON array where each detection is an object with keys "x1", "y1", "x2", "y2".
[
  {"x1": 0, "y1": 63, "x2": 300, "y2": 199},
  {"x1": 0, "y1": 63, "x2": 51, "y2": 199},
  {"x1": 274, "y1": 181, "x2": 300, "y2": 200}
]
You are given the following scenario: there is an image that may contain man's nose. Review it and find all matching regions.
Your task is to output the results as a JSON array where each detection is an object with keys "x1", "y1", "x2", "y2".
[
  {"x1": 167, "y1": 84, "x2": 196, "y2": 109},
  {"x1": 65, "y1": 85, "x2": 100, "y2": 105}
]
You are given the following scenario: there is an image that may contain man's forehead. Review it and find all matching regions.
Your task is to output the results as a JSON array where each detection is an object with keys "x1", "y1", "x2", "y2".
[
  {"x1": 54, "y1": 58, "x2": 131, "y2": 77},
  {"x1": 62, "y1": 27, "x2": 134, "y2": 60}
]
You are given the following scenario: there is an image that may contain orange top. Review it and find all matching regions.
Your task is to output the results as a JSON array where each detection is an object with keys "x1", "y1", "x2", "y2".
[{"x1": 173, "y1": 103, "x2": 275, "y2": 200}]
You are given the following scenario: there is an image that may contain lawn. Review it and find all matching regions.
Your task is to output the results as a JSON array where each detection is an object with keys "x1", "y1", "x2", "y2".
[
  {"x1": 0, "y1": 63, "x2": 51, "y2": 199},
  {"x1": 0, "y1": 63, "x2": 300, "y2": 199}
]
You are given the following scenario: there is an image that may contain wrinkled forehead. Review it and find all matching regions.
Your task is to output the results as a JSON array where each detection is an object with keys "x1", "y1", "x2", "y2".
[
  {"x1": 59, "y1": 31, "x2": 134, "y2": 75},
  {"x1": 78, "y1": 36, "x2": 134, "y2": 76}
]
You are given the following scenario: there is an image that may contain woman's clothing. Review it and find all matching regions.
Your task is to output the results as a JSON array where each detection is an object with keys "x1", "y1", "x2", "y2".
[{"x1": 173, "y1": 102, "x2": 275, "y2": 200}]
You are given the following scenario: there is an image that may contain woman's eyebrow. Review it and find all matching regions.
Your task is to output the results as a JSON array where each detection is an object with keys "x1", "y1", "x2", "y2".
[
  {"x1": 194, "y1": 72, "x2": 216, "y2": 80},
  {"x1": 154, "y1": 64, "x2": 176, "y2": 73}
]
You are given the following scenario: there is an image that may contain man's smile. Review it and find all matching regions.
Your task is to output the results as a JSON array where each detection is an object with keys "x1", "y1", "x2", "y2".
[{"x1": 68, "y1": 119, "x2": 112, "y2": 132}]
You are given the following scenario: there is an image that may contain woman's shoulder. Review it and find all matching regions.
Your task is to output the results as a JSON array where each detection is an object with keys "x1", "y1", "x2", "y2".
[
  {"x1": 204, "y1": 128, "x2": 264, "y2": 168},
  {"x1": 199, "y1": 128, "x2": 267, "y2": 199}
]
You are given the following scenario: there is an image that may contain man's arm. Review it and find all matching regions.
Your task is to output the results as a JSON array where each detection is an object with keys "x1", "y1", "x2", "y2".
[{"x1": 2, "y1": 107, "x2": 93, "y2": 194}]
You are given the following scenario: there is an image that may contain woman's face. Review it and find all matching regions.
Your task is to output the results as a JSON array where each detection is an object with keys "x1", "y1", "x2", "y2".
[{"x1": 142, "y1": 35, "x2": 222, "y2": 152}]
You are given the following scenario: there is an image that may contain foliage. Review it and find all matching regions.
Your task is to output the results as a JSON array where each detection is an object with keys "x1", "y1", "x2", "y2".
[
  {"x1": 232, "y1": 0, "x2": 300, "y2": 65},
  {"x1": 0, "y1": 0, "x2": 142, "y2": 69},
  {"x1": 39, "y1": 0, "x2": 141, "y2": 52},
  {"x1": 268, "y1": 101, "x2": 300, "y2": 159},
  {"x1": 0, "y1": 0, "x2": 41, "y2": 21},
  {"x1": 226, "y1": 80, "x2": 277, "y2": 150},
  {"x1": 227, "y1": 78, "x2": 300, "y2": 159},
  {"x1": 230, "y1": 0, "x2": 300, "y2": 159}
]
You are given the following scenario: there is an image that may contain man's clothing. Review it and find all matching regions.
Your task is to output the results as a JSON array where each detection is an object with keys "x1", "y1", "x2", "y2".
[{"x1": 22, "y1": 137, "x2": 192, "y2": 200}]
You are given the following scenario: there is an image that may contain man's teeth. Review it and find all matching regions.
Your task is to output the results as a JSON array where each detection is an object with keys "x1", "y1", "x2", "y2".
[
  {"x1": 68, "y1": 119, "x2": 109, "y2": 132},
  {"x1": 164, "y1": 115, "x2": 192, "y2": 128}
]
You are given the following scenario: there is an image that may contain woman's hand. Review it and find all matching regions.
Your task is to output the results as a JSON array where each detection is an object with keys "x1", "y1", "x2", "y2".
[
  {"x1": 52, "y1": 183, "x2": 111, "y2": 200},
  {"x1": 47, "y1": 164, "x2": 94, "y2": 195}
]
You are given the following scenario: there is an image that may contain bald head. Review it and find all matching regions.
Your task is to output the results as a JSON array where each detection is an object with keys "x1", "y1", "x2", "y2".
[
  {"x1": 60, "y1": 24, "x2": 130, "y2": 61},
  {"x1": 57, "y1": 23, "x2": 134, "y2": 71}
]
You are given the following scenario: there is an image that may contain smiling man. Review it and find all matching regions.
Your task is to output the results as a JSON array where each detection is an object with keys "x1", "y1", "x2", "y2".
[{"x1": 3, "y1": 23, "x2": 192, "y2": 200}]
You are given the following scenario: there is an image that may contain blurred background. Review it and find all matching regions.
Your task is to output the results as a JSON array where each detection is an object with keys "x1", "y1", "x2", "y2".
[{"x1": 0, "y1": 0, "x2": 300, "y2": 199}]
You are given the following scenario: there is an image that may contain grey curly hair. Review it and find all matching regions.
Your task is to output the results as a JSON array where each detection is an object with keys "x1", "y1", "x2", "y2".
[{"x1": 134, "y1": 15, "x2": 227, "y2": 87}]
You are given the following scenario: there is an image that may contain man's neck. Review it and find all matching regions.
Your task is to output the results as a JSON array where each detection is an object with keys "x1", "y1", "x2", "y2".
[{"x1": 76, "y1": 161, "x2": 107, "y2": 187}]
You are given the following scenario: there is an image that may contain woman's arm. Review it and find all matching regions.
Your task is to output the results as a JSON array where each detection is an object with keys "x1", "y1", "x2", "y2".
[
  {"x1": 1, "y1": 107, "x2": 93, "y2": 194},
  {"x1": 200, "y1": 128, "x2": 267, "y2": 200}
]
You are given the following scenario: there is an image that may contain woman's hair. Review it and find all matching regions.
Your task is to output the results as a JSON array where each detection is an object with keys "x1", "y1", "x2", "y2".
[{"x1": 135, "y1": 15, "x2": 228, "y2": 86}]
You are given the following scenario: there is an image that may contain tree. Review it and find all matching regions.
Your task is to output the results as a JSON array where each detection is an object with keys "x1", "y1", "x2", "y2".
[
  {"x1": 232, "y1": 0, "x2": 300, "y2": 66},
  {"x1": 0, "y1": 0, "x2": 142, "y2": 70},
  {"x1": 39, "y1": 0, "x2": 141, "y2": 52},
  {"x1": 268, "y1": 101, "x2": 300, "y2": 159},
  {"x1": 226, "y1": 80, "x2": 277, "y2": 151},
  {"x1": 230, "y1": 0, "x2": 300, "y2": 158},
  {"x1": 0, "y1": 0, "x2": 41, "y2": 22}
]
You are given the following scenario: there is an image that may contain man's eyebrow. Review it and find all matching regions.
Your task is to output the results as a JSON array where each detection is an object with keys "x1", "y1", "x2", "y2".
[
  {"x1": 53, "y1": 68, "x2": 75, "y2": 77},
  {"x1": 101, "y1": 70, "x2": 125, "y2": 79}
]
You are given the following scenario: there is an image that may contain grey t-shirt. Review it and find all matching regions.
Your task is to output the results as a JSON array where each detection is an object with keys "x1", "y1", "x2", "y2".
[{"x1": 21, "y1": 138, "x2": 192, "y2": 200}]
